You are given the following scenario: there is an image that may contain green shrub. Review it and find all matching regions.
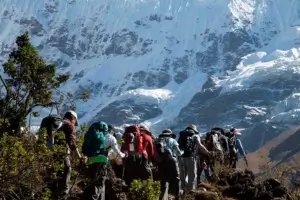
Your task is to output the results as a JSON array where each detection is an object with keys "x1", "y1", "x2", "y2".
[
  {"x1": 0, "y1": 133, "x2": 52, "y2": 199},
  {"x1": 0, "y1": 128, "x2": 85, "y2": 199},
  {"x1": 129, "y1": 179, "x2": 161, "y2": 200}
]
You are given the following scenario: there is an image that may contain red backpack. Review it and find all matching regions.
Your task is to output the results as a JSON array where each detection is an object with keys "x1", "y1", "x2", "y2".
[{"x1": 121, "y1": 125, "x2": 144, "y2": 156}]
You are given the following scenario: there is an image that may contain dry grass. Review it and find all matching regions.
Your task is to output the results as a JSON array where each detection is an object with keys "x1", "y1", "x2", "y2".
[
  {"x1": 289, "y1": 189, "x2": 300, "y2": 200},
  {"x1": 235, "y1": 126, "x2": 300, "y2": 188},
  {"x1": 194, "y1": 191, "x2": 220, "y2": 200}
]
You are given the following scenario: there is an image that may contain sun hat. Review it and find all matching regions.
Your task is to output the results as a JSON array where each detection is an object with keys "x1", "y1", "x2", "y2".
[
  {"x1": 159, "y1": 129, "x2": 176, "y2": 138},
  {"x1": 186, "y1": 124, "x2": 198, "y2": 133},
  {"x1": 231, "y1": 128, "x2": 242, "y2": 136},
  {"x1": 66, "y1": 110, "x2": 78, "y2": 126}
]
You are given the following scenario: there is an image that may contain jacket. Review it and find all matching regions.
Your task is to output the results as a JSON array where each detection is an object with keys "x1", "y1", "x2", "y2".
[
  {"x1": 143, "y1": 133, "x2": 154, "y2": 159},
  {"x1": 59, "y1": 119, "x2": 77, "y2": 153}
]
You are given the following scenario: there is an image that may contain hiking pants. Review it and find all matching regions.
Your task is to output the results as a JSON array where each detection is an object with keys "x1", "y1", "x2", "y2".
[
  {"x1": 196, "y1": 156, "x2": 210, "y2": 185},
  {"x1": 123, "y1": 154, "x2": 152, "y2": 186},
  {"x1": 159, "y1": 156, "x2": 180, "y2": 200},
  {"x1": 81, "y1": 163, "x2": 107, "y2": 200},
  {"x1": 178, "y1": 156, "x2": 197, "y2": 191},
  {"x1": 62, "y1": 155, "x2": 71, "y2": 195},
  {"x1": 229, "y1": 155, "x2": 238, "y2": 169}
]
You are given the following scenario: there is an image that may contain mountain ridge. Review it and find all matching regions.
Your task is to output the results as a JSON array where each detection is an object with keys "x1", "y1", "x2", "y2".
[{"x1": 1, "y1": 0, "x2": 300, "y2": 153}]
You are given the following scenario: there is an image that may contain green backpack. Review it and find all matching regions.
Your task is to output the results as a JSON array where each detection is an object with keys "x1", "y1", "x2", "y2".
[{"x1": 82, "y1": 121, "x2": 109, "y2": 157}]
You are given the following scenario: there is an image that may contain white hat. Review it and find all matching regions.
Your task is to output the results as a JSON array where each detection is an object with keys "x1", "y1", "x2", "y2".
[
  {"x1": 139, "y1": 124, "x2": 150, "y2": 132},
  {"x1": 67, "y1": 110, "x2": 78, "y2": 126}
]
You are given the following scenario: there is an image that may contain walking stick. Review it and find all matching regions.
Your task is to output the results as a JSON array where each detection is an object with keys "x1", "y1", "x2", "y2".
[{"x1": 122, "y1": 157, "x2": 127, "y2": 180}]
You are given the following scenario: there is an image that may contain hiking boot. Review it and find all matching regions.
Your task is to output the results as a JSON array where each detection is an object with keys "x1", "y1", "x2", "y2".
[{"x1": 179, "y1": 190, "x2": 185, "y2": 196}]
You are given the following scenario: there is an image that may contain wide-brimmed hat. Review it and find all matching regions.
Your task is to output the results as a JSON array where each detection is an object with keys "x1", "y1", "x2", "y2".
[
  {"x1": 66, "y1": 110, "x2": 78, "y2": 126},
  {"x1": 186, "y1": 124, "x2": 198, "y2": 133},
  {"x1": 230, "y1": 128, "x2": 242, "y2": 136},
  {"x1": 139, "y1": 124, "x2": 152, "y2": 135},
  {"x1": 159, "y1": 129, "x2": 176, "y2": 138}
]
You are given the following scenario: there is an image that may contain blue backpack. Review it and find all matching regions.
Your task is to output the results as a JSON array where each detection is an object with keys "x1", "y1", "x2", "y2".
[{"x1": 82, "y1": 121, "x2": 109, "y2": 157}]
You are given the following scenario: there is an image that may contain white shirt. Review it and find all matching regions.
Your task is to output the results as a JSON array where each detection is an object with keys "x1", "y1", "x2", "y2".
[{"x1": 104, "y1": 134, "x2": 125, "y2": 159}]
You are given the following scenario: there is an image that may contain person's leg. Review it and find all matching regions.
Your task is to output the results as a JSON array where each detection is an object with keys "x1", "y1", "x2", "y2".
[
  {"x1": 232, "y1": 157, "x2": 237, "y2": 169},
  {"x1": 197, "y1": 157, "x2": 204, "y2": 185},
  {"x1": 178, "y1": 157, "x2": 186, "y2": 191},
  {"x1": 159, "y1": 179, "x2": 167, "y2": 200},
  {"x1": 81, "y1": 163, "x2": 107, "y2": 200},
  {"x1": 62, "y1": 155, "x2": 71, "y2": 196},
  {"x1": 142, "y1": 154, "x2": 153, "y2": 180},
  {"x1": 186, "y1": 157, "x2": 197, "y2": 191},
  {"x1": 168, "y1": 157, "x2": 180, "y2": 199}
]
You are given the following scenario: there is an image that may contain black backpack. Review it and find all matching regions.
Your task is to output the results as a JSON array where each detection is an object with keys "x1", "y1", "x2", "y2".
[
  {"x1": 178, "y1": 130, "x2": 195, "y2": 157},
  {"x1": 39, "y1": 114, "x2": 63, "y2": 147},
  {"x1": 153, "y1": 138, "x2": 173, "y2": 164}
]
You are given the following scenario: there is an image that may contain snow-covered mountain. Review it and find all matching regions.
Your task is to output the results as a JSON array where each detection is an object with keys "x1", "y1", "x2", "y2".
[{"x1": 1, "y1": 0, "x2": 300, "y2": 151}]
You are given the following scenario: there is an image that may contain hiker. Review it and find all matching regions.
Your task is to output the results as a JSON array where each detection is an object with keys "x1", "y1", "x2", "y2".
[
  {"x1": 156, "y1": 129, "x2": 182, "y2": 200},
  {"x1": 81, "y1": 121, "x2": 126, "y2": 200},
  {"x1": 39, "y1": 114, "x2": 63, "y2": 150},
  {"x1": 58, "y1": 111, "x2": 82, "y2": 198},
  {"x1": 212, "y1": 128, "x2": 230, "y2": 166},
  {"x1": 108, "y1": 125, "x2": 124, "y2": 178},
  {"x1": 140, "y1": 124, "x2": 155, "y2": 174},
  {"x1": 196, "y1": 138, "x2": 211, "y2": 184},
  {"x1": 178, "y1": 124, "x2": 211, "y2": 192},
  {"x1": 140, "y1": 124, "x2": 155, "y2": 159},
  {"x1": 121, "y1": 125, "x2": 153, "y2": 186},
  {"x1": 228, "y1": 128, "x2": 248, "y2": 168},
  {"x1": 211, "y1": 127, "x2": 229, "y2": 156},
  {"x1": 206, "y1": 128, "x2": 229, "y2": 168}
]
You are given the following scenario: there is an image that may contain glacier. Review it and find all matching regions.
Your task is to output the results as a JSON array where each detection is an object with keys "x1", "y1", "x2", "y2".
[{"x1": 1, "y1": 0, "x2": 300, "y2": 152}]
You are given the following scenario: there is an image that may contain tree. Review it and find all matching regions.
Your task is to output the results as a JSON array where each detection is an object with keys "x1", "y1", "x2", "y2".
[{"x1": 0, "y1": 32, "x2": 70, "y2": 135}]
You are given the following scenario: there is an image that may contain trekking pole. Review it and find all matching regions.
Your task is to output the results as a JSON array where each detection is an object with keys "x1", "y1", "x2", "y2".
[
  {"x1": 122, "y1": 157, "x2": 127, "y2": 180},
  {"x1": 28, "y1": 112, "x2": 32, "y2": 133},
  {"x1": 244, "y1": 156, "x2": 249, "y2": 167}
]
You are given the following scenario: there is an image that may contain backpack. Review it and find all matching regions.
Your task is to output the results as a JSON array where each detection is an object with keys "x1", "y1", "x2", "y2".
[
  {"x1": 178, "y1": 130, "x2": 196, "y2": 157},
  {"x1": 39, "y1": 114, "x2": 63, "y2": 148},
  {"x1": 153, "y1": 138, "x2": 173, "y2": 164},
  {"x1": 228, "y1": 135, "x2": 237, "y2": 157},
  {"x1": 82, "y1": 122, "x2": 109, "y2": 157},
  {"x1": 210, "y1": 127, "x2": 229, "y2": 152},
  {"x1": 121, "y1": 125, "x2": 144, "y2": 157},
  {"x1": 205, "y1": 131, "x2": 221, "y2": 152}
]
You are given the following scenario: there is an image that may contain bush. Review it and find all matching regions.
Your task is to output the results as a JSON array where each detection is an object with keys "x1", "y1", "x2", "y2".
[
  {"x1": 0, "y1": 128, "x2": 85, "y2": 200},
  {"x1": 0, "y1": 133, "x2": 52, "y2": 199},
  {"x1": 129, "y1": 179, "x2": 161, "y2": 200}
]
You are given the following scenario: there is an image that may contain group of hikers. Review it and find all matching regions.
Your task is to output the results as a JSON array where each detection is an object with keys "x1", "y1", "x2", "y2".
[{"x1": 39, "y1": 110, "x2": 248, "y2": 200}]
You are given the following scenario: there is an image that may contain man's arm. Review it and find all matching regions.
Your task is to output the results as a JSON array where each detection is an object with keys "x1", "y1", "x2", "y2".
[
  {"x1": 177, "y1": 132, "x2": 183, "y2": 150},
  {"x1": 195, "y1": 136, "x2": 210, "y2": 155},
  {"x1": 111, "y1": 136, "x2": 125, "y2": 158},
  {"x1": 147, "y1": 137, "x2": 154, "y2": 157},
  {"x1": 236, "y1": 139, "x2": 248, "y2": 166},
  {"x1": 236, "y1": 139, "x2": 246, "y2": 157},
  {"x1": 174, "y1": 144, "x2": 183, "y2": 156}
]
